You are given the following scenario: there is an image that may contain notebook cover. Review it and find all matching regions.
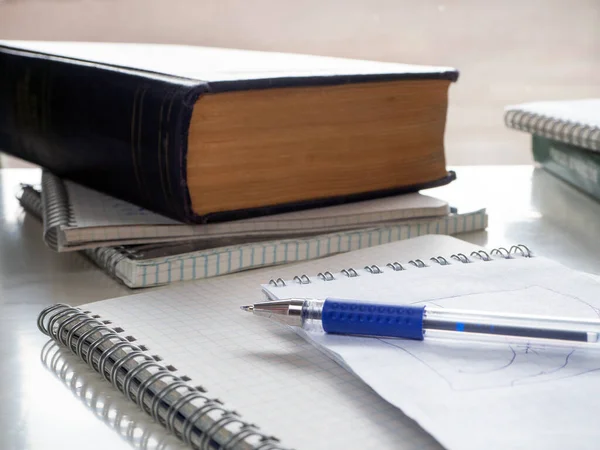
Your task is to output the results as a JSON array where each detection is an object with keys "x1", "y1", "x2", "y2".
[
  {"x1": 532, "y1": 135, "x2": 600, "y2": 201},
  {"x1": 504, "y1": 99, "x2": 600, "y2": 152},
  {"x1": 0, "y1": 41, "x2": 458, "y2": 224}
]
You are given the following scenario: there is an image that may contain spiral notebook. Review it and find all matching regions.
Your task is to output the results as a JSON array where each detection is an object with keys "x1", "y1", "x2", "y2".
[
  {"x1": 19, "y1": 184, "x2": 487, "y2": 288},
  {"x1": 40, "y1": 170, "x2": 452, "y2": 252},
  {"x1": 504, "y1": 98, "x2": 600, "y2": 152},
  {"x1": 36, "y1": 235, "x2": 600, "y2": 449}
]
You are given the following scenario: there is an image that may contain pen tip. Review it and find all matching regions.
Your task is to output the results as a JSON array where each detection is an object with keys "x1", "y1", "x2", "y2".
[{"x1": 240, "y1": 305, "x2": 254, "y2": 312}]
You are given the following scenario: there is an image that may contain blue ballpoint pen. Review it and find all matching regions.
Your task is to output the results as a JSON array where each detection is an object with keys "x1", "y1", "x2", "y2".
[{"x1": 241, "y1": 298, "x2": 600, "y2": 345}]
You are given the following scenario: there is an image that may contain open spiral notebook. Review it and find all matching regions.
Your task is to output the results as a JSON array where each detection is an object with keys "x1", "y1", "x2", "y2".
[{"x1": 37, "y1": 235, "x2": 600, "y2": 449}]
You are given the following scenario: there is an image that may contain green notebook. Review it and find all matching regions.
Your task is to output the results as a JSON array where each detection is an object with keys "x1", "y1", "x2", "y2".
[
  {"x1": 505, "y1": 99, "x2": 600, "y2": 200},
  {"x1": 532, "y1": 136, "x2": 600, "y2": 201}
]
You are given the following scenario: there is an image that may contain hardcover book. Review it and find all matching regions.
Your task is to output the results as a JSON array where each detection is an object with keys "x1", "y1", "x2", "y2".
[{"x1": 0, "y1": 41, "x2": 458, "y2": 223}]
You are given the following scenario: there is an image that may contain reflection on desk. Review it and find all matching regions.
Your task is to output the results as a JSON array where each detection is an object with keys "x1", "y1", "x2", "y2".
[{"x1": 41, "y1": 341, "x2": 187, "y2": 450}]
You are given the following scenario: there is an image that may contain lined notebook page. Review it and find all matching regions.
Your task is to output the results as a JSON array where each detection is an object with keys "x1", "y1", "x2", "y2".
[
  {"x1": 263, "y1": 255, "x2": 600, "y2": 450},
  {"x1": 81, "y1": 235, "x2": 476, "y2": 449},
  {"x1": 61, "y1": 174, "x2": 449, "y2": 243}
]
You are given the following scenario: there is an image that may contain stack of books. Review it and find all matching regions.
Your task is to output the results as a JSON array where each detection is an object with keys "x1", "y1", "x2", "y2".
[
  {"x1": 1, "y1": 41, "x2": 487, "y2": 288},
  {"x1": 505, "y1": 99, "x2": 600, "y2": 200}
]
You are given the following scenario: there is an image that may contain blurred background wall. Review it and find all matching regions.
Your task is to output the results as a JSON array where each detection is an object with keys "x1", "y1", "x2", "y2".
[{"x1": 1, "y1": 0, "x2": 599, "y2": 167}]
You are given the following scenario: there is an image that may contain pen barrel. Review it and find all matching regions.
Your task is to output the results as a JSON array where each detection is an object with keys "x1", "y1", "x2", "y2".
[
  {"x1": 423, "y1": 307, "x2": 600, "y2": 344},
  {"x1": 320, "y1": 299, "x2": 425, "y2": 340}
]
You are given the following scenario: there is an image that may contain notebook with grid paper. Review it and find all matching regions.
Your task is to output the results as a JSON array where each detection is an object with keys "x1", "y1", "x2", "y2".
[
  {"x1": 37, "y1": 235, "x2": 484, "y2": 449},
  {"x1": 37, "y1": 235, "x2": 600, "y2": 450},
  {"x1": 19, "y1": 184, "x2": 487, "y2": 288}
]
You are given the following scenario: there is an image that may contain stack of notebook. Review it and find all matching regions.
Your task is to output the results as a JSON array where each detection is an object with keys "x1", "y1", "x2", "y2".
[
  {"x1": 18, "y1": 172, "x2": 487, "y2": 288},
  {"x1": 505, "y1": 98, "x2": 600, "y2": 201}
]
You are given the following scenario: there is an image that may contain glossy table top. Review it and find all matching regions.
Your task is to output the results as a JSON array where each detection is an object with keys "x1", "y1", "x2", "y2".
[{"x1": 1, "y1": 166, "x2": 599, "y2": 450}]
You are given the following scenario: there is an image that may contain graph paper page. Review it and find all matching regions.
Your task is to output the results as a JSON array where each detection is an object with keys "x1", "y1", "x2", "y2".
[
  {"x1": 81, "y1": 235, "x2": 476, "y2": 449},
  {"x1": 264, "y1": 255, "x2": 600, "y2": 450}
]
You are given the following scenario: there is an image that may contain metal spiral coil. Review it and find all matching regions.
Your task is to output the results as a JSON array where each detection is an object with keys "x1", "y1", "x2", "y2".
[
  {"x1": 98, "y1": 342, "x2": 141, "y2": 380},
  {"x1": 364, "y1": 265, "x2": 382, "y2": 274},
  {"x1": 41, "y1": 172, "x2": 75, "y2": 250},
  {"x1": 86, "y1": 334, "x2": 117, "y2": 371},
  {"x1": 317, "y1": 271, "x2": 335, "y2": 281},
  {"x1": 451, "y1": 253, "x2": 470, "y2": 263},
  {"x1": 151, "y1": 382, "x2": 192, "y2": 423},
  {"x1": 165, "y1": 391, "x2": 212, "y2": 433},
  {"x1": 181, "y1": 400, "x2": 229, "y2": 445},
  {"x1": 136, "y1": 369, "x2": 173, "y2": 413},
  {"x1": 123, "y1": 360, "x2": 164, "y2": 402},
  {"x1": 510, "y1": 244, "x2": 533, "y2": 257},
  {"x1": 386, "y1": 262, "x2": 404, "y2": 271},
  {"x1": 470, "y1": 250, "x2": 492, "y2": 261},
  {"x1": 198, "y1": 412, "x2": 245, "y2": 449},
  {"x1": 472, "y1": 245, "x2": 533, "y2": 261},
  {"x1": 265, "y1": 244, "x2": 534, "y2": 288},
  {"x1": 491, "y1": 247, "x2": 510, "y2": 258},
  {"x1": 223, "y1": 425, "x2": 273, "y2": 449},
  {"x1": 268, "y1": 278, "x2": 286, "y2": 287},
  {"x1": 408, "y1": 259, "x2": 427, "y2": 268},
  {"x1": 505, "y1": 109, "x2": 600, "y2": 152},
  {"x1": 429, "y1": 256, "x2": 450, "y2": 266},
  {"x1": 293, "y1": 275, "x2": 310, "y2": 284},
  {"x1": 36, "y1": 304, "x2": 288, "y2": 449},
  {"x1": 341, "y1": 268, "x2": 359, "y2": 278}
]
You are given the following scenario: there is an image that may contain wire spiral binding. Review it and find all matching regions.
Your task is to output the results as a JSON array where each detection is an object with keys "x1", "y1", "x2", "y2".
[
  {"x1": 40, "y1": 171, "x2": 77, "y2": 251},
  {"x1": 37, "y1": 304, "x2": 287, "y2": 450},
  {"x1": 267, "y1": 245, "x2": 533, "y2": 286},
  {"x1": 505, "y1": 109, "x2": 600, "y2": 151},
  {"x1": 317, "y1": 271, "x2": 335, "y2": 281},
  {"x1": 364, "y1": 265, "x2": 382, "y2": 274},
  {"x1": 430, "y1": 256, "x2": 450, "y2": 265},
  {"x1": 386, "y1": 262, "x2": 404, "y2": 271},
  {"x1": 87, "y1": 246, "x2": 131, "y2": 279},
  {"x1": 408, "y1": 259, "x2": 426, "y2": 268},
  {"x1": 15, "y1": 185, "x2": 132, "y2": 285},
  {"x1": 17, "y1": 184, "x2": 44, "y2": 218}
]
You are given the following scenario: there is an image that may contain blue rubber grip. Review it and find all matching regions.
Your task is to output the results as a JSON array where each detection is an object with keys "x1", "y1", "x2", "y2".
[{"x1": 321, "y1": 298, "x2": 425, "y2": 340}]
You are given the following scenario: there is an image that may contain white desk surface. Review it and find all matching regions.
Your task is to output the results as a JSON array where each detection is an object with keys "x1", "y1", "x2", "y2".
[{"x1": 1, "y1": 165, "x2": 599, "y2": 450}]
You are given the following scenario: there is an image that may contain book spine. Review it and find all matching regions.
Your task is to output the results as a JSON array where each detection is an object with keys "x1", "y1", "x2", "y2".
[
  {"x1": 0, "y1": 45, "x2": 206, "y2": 223},
  {"x1": 532, "y1": 136, "x2": 600, "y2": 201}
]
